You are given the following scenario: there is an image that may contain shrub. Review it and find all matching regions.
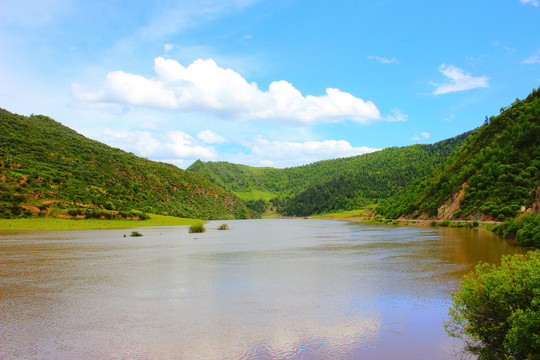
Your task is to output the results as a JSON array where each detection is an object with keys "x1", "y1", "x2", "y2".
[
  {"x1": 218, "y1": 224, "x2": 229, "y2": 230},
  {"x1": 445, "y1": 250, "x2": 540, "y2": 359},
  {"x1": 68, "y1": 208, "x2": 83, "y2": 217},
  {"x1": 430, "y1": 220, "x2": 437, "y2": 227},
  {"x1": 104, "y1": 201, "x2": 115, "y2": 210},
  {"x1": 189, "y1": 223, "x2": 205, "y2": 233},
  {"x1": 503, "y1": 214, "x2": 540, "y2": 248},
  {"x1": 516, "y1": 216, "x2": 540, "y2": 248},
  {"x1": 130, "y1": 231, "x2": 143, "y2": 237},
  {"x1": 138, "y1": 212, "x2": 150, "y2": 221}
]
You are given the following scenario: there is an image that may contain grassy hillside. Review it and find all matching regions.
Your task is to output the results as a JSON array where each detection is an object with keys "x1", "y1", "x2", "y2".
[
  {"x1": 378, "y1": 88, "x2": 540, "y2": 221},
  {"x1": 189, "y1": 132, "x2": 470, "y2": 216},
  {"x1": 188, "y1": 160, "x2": 281, "y2": 198},
  {"x1": 0, "y1": 109, "x2": 251, "y2": 220}
]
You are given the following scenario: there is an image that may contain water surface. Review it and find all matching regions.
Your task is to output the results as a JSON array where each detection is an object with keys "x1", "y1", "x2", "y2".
[{"x1": 0, "y1": 219, "x2": 524, "y2": 359}]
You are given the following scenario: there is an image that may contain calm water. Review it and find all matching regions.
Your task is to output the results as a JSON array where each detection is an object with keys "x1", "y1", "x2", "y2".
[{"x1": 0, "y1": 219, "x2": 525, "y2": 360}]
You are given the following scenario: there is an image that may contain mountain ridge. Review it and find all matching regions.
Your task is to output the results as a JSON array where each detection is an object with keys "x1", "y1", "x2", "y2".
[{"x1": 189, "y1": 132, "x2": 471, "y2": 216}]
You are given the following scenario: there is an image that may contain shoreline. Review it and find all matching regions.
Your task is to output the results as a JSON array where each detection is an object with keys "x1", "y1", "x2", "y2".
[
  {"x1": 0, "y1": 213, "x2": 504, "y2": 232},
  {"x1": 0, "y1": 214, "x2": 205, "y2": 231},
  {"x1": 311, "y1": 215, "x2": 502, "y2": 229}
]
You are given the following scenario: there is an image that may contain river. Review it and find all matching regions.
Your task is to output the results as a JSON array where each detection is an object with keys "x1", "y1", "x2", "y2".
[{"x1": 0, "y1": 219, "x2": 525, "y2": 359}]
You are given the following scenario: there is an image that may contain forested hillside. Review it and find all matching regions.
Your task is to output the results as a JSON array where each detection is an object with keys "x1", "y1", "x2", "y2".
[
  {"x1": 279, "y1": 134, "x2": 470, "y2": 216},
  {"x1": 0, "y1": 109, "x2": 251, "y2": 220},
  {"x1": 378, "y1": 88, "x2": 540, "y2": 221},
  {"x1": 190, "y1": 132, "x2": 470, "y2": 216}
]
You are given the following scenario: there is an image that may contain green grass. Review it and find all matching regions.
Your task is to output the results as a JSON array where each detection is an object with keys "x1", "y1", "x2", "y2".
[
  {"x1": 310, "y1": 209, "x2": 368, "y2": 219},
  {"x1": 235, "y1": 189, "x2": 277, "y2": 201},
  {"x1": 0, "y1": 214, "x2": 205, "y2": 231}
]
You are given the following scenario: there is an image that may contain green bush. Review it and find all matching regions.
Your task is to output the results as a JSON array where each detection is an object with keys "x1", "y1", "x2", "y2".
[
  {"x1": 500, "y1": 214, "x2": 540, "y2": 248},
  {"x1": 218, "y1": 223, "x2": 229, "y2": 230},
  {"x1": 130, "y1": 231, "x2": 143, "y2": 237},
  {"x1": 445, "y1": 250, "x2": 540, "y2": 359},
  {"x1": 503, "y1": 214, "x2": 540, "y2": 248},
  {"x1": 189, "y1": 223, "x2": 205, "y2": 233}
]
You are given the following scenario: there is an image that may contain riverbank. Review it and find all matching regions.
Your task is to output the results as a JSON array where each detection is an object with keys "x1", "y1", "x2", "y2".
[
  {"x1": 0, "y1": 214, "x2": 205, "y2": 231},
  {"x1": 312, "y1": 211, "x2": 539, "y2": 248},
  {"x1": 313, "y1": 211, "x2": 499, "y2": 228}
]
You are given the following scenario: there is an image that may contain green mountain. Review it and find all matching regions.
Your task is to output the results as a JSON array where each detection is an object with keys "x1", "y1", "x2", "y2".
[
  {"x1": 378, "y1": 88, "x2": 540, "y2": 221},
  {"x1": 0, "y1": 109, "x2": 251, "y2": 220},
  {"x1": 279, "y1": 135, "x2": 470, "y2": 216},
  {"x1": 189, "y1": 132, "x2": 470, "y2": 216}
]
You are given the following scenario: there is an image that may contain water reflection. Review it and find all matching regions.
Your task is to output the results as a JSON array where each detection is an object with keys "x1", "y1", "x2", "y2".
[{"x1": 0, "y1": 220, "x2": 524, "y2": 359}]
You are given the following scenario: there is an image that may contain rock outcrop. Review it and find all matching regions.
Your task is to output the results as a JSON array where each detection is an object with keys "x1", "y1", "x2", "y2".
[{"x1": 437, "y1": 183, "x2": 467, "y2": 220}]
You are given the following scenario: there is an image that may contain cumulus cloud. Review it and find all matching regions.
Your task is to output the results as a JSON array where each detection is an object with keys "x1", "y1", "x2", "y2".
[
  {"x1": 520, "y1": 0, "x2": 539, "y2": 6},
  {"x1": 73, "y1": 57, "x2": 382, "y2": 125},
  {"x1": 432, "y1": 64, "x2": 489, "y2": 95},
  {"x1": 246, "y1": 136, "x2": 380, "y2": 167},
  {"x1": 367, "y1": 55, "x2": 400, "y2": 64},
  {"x1": 99, "y1": 128, "x2": 380, "y2": 168},
  {"x1": 197, "y1": 129, "x2": 228, "y2": 144},
  {"x1": 102, "y1": 128, "x2": 216, "y2": 162}
]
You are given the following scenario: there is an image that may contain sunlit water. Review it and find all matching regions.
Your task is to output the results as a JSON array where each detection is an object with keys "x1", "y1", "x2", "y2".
[{"x1": 0, "y1": 219, "x2": 524, "y2": 359}]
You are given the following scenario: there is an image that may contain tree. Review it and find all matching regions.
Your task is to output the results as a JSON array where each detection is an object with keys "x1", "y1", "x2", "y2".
[{"x1": 445, "y1": 250, "x2": 540, "y2": 359}]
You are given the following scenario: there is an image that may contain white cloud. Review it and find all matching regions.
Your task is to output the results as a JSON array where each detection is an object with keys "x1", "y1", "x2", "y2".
[
  {"x1": 367, "y1": 56, "x2": 400, "y2": 64},
  {"x1": 521, "y1": 49, "x2": 540, "y2": 64},
  {"x1": 520, "y1": 0, "x2": 539, "y2": 6},
  {"x1": 132, "y1": 0, "x2": 260, "y2": 43},
  {"x1": 169, "y1": 131, "x2": 216, "y2": 159},
  {"x1": 443, "y1": 115, "x2": 455, "y2": 122},
  {"x1": 73, "y1": 57, "x2": 382, "y2": 125},
  {"x1": 247, "y1": 136, "x2": 380, "y2": 167},
  {"x1": 411, "y1": 132, "x2": 430, "y2": 141},
  {"x1": 164, "y1": 43, "x2": 176, "y2": 54},
  {"x1": 432, "y1": 64, "x2": 489, "y2": 95},
  {"x1": 197, "y1": 129, "x2": 228, "y2": 144},
  {"x1": 102, "y1": 128, "x2": 217, "y2": 164},
  {"x1": 100, "y1": 129, "x2": 381, "y2": 168},
  {"x1": 386, "y1": 108, "x2": 408, "y2": 122},
  {"x1": 259, "y1": 159, "x2": 275, "y2": 166}
]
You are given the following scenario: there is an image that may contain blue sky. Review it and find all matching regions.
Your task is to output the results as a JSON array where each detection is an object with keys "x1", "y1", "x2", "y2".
[{"x1": 1, "y1": 0, "x2": 539, "y2": 168}]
